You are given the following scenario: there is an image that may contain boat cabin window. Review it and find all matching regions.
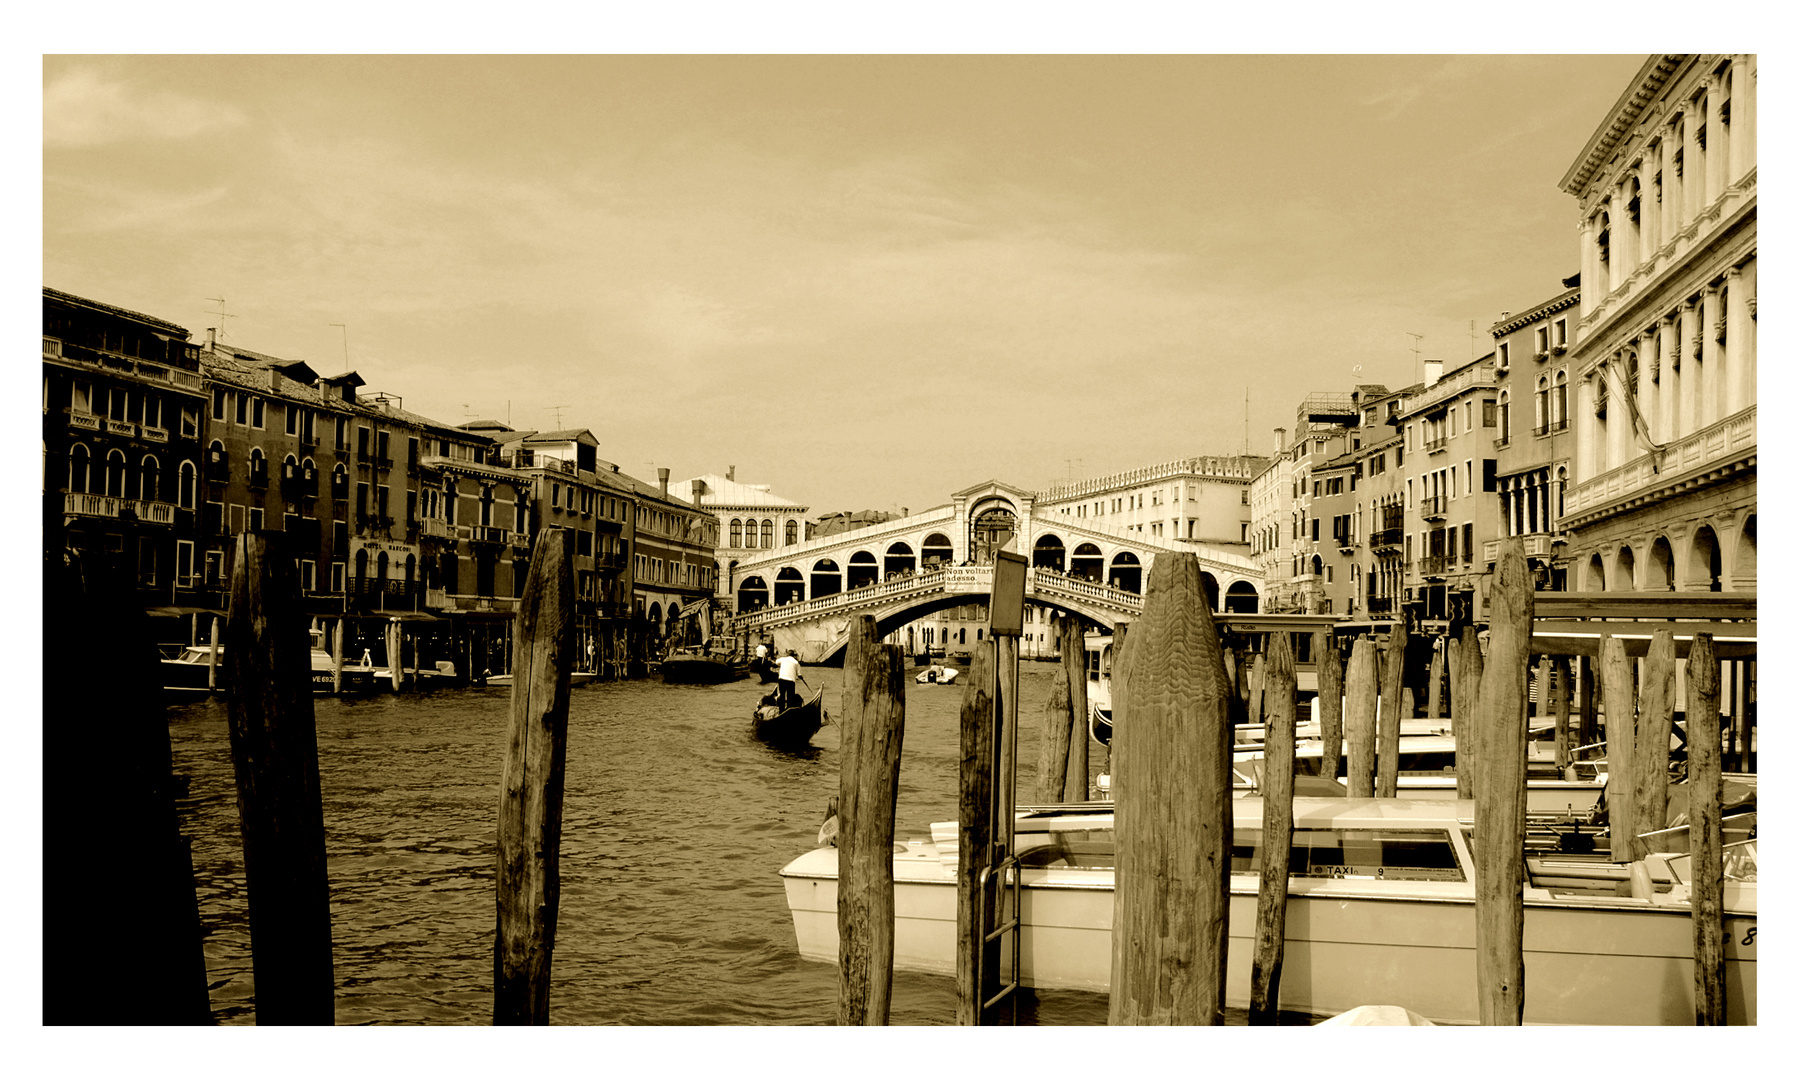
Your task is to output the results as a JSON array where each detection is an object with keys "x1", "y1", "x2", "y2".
[
  {"x1": 1017, "y1": 829, "x2": 1115, "y2": 870},
  {"x1": 1231, "y1": 827, "x2": 1465, "y2": 882}
]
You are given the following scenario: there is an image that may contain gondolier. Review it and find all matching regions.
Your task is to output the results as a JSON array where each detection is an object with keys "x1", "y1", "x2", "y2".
[{"x1": 776, "y1": 649, "x2": 806, "y2": 707}]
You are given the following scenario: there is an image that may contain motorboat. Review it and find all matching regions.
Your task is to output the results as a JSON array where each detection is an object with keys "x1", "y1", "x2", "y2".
[
  {"x1": 752, "y1": 688, "x2": 826, "y2": 748},
  {"x1": 162, "y1": 643, "x2": 375, "y2": 695},
  {"x1": 661, "y1": 650, "x2": 748, "y2": 684},
  {"x1": 780, "y1": 796, "x2": 1757, "y2": 1025},
  {"x1": 915, "y1": 664, "x2": 958, "y2": 686}
]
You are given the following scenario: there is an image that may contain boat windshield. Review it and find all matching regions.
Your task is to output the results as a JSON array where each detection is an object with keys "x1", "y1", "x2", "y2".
[{"x1": 1017, "y1": 825, "x2": 1465, "y2": 882}]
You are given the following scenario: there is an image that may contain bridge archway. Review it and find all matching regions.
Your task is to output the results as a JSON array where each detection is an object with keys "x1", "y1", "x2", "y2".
[
  {"x1": 810, "y1": 558, "x2": 841, "y2": 598},
  {"x1": 738, "y1": 576, "x2": 769, "y2": 611},
  {"x1": 775, "y1": 567, "x2": 805, "y2": 605},
  {"x1": 970, "y1": 499, "x2": 1018, "y2": 564},
  {"x1": 847, "y1": 551, "x2": 879, "y2": 589},
  {"x1": 1033, "y1": 533, "x2": 1066, "y2": 572},
  {"x1": 1224, "y1": 580, "x2": 1259, "y2": 613},
  {"x1": 922, "y1": 532, "x2": 954, "y2": 568},
  {"x1": 1108, "y1": 551, "x2": 1142, "y2": 594},
  {"x1": 884, "y1": 541, "x2": 915, "y2": 578},
  {"x1": 1070, "y1": 542, "x2": 1103, "y2": 582},
  {"x1": 1201, "y1": 571, "x2": 1219, "y2": 611}
]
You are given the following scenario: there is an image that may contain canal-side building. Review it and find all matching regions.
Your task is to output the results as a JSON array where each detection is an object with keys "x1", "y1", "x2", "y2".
[
  {"x1": 1395, "y1": 356, "x2": 1502, "y2": 635},
  {"x1": 1489, "y1": 282, "x2": 1581, "y2": 592},
  {"x1": 1302, "y1": 385, "x2": 1409, "y2": 618},
  {"x1": 680, "y1": 468, "x2": 810, "y2": 608},
  {"x1": 1558, "y1": 53, "x2": 1756, "y2": 592},
  {"x1": 625, "y1": 467, "x2": 720, "y2": 658},
  {"x1": 42, "y1": 287, "x2": 210, "y2": 621},
  {"x1": 1036, "y1": 455, "x2": 1264, "y2": 549},
  {"x1": 1248, "y1": 395, "x2": 1364, "y2": 613}
]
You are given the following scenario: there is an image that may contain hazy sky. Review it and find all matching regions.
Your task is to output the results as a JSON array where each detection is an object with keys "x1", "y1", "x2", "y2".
[{"x1": 44, "y1": 53, "x2": 1649, "y2": 516}]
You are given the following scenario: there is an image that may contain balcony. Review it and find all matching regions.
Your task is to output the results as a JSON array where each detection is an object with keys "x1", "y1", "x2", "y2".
[
  {"x1": 1482, "y1": 533, "x2": 1564, "y2": 564},
  {"x1": 142, "y1": 426, "x2": 169, "y2": 444},
  {"x1": 63, "y1": 492, "x2": 177, "y2": 525},
  {"x1": 1423, "y1": 437, "x2": 1448, "y2": 455},
  {"x1": 1420, "y1": 554, "x2": 1449, "y2": 576},
  {"x1": 1369, "y1": 527, "x2": 1403, "y2": 552},
  {"x1": 1419, "y1": 495, "x2": 1447, "y2": 521},
  {"x1": 1366, "y1": 596, "x2": 1394, "y2": 615},
  {"x1": 356, "y1": 513, "x2": 396, "y2": 534},
  {"x1": 1533, "y1": 419, "x2": 1570, "y2": 437},
  {"x1": 107, "y1": 419, "x2": 136, "y2": 437},
  {"x1": 281, "y1": 469, "x2": 319, "y2": 499},
  {"x1": 1565, "y1": 406, "x2": 1756, "y2": 524},
  {"x1": 419, "y1": 517, "x2": 451, "y2": 539},
  {"x1": 469, "y1": 524, "x2": 509, "y2": 545},
  {"x1": 66, "y1": 410, "x2": 101, "y2": 432}
]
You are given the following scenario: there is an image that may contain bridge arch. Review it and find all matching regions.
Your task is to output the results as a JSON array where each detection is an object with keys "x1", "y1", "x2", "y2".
[
  {"x1": 810, "y1": 558, "x2": 841, "y2": 598},
  {"x1": 847, "y1": 551, "x2": 879, "y2": 589},
  {"x1": 922, "y1": 532, "x2": 954, "y2": 567},
  {"x1": 969, "y1": 498, "x2": 1019, "y2": 564},
  {"x1": 1070, "y1": 542, "x2": 1104, "y2": 581},
  {"x1": 738, "y1": 576, "x2": 769, "y2": 611},
  {"x1": 775, "y1": 567, "x2": 805, "y2": 605},
  {"x1": 1201, "y1": 571, "x2": 1219, "y2": 610},
  {"x1": 1033, "y1": 532, "x2": 1067, "y2": 572},
  {"x1": 1224, "y1": 580, "x2": 1259, "y2": 613},
  {"x1": 1108, "y1": 551, "x2": 1142, "y2": 594},
  {"x1": 884, "y1": 541, "x2": 915, "y2": 578}
]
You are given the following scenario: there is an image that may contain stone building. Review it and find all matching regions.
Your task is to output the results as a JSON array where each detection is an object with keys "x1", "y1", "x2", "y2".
[
  {"x1": 1559, "y1": 53, "x2": 1756, "y2": 592},
  {"x1": 680, "y1": 468, "x2": 810, "y2": 607},
  {"x1": 1490, "y1": 282, "x2": 1581, "y2": 591}
]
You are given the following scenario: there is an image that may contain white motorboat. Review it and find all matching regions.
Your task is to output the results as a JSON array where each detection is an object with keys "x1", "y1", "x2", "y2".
[
  {"x1": 780, "y1": 796, "x2": 1757, "y2": 1025},
  {"x1": 916, "y1": 664, "x2": 958, "y2": 685}
]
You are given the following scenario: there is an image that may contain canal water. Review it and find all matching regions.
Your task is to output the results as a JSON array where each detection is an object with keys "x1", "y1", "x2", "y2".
[{"x1": 169, "y1": 660, "x2": 1125, "y2": 1025}]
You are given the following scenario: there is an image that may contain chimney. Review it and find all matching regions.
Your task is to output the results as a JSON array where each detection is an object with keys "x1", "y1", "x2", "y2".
[
  {"x1": 901, "y1": 507, "x2": 908, "y2": 517},
  {"x1": 206, "y1": 327, "x2": 216, "y2": 349},
  {"x1": 727, "y1": 465, "x2": 736, "y2": 482},
  {"x1": 658, "y1": 467, "x2": 669, "y2": 497},
  {"x1": 1273, "y1": 427, "x2": 1286, "y2": 452},
  {"x1": 1423, "y1": 359, "x2": 1443, "y2": 386},
  {"x1": 1500, "y1": 311, "x2": 1511, "y2": 321},
  {"x1": 691, "y1": 479, "x2": 705, "y2": 505}
]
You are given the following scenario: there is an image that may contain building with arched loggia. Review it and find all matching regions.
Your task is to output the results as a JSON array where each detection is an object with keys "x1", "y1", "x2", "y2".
[{"x1": 1559, "y1": 54, "x2": 1755, "y2": 595}]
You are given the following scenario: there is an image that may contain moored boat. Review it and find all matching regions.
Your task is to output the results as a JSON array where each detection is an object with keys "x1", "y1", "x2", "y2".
[
  {"x1": 780, "y1": 796, "x2": 1757, "y2": 1025},
  {"x1": 163, "y1": 643, "x2": 376, "y2": 695},
  {"x1": 752, "y1": 687, "x2": 826, "y2": 748},
  {"x1": 661, "y1": 650, "x2": 748, "y2": 684},
  {"x1": 915, "y1": 664, "x2": 958, "y2": 685}
]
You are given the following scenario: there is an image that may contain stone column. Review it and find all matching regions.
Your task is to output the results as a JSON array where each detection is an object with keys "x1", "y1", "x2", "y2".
[
  {"x1": 1677, "y1": 298, "x2": 1700, "y2": 438},
  {"x1": 1615, "y1": 180, "x2": 1636, "y2": 283},
  {"x1": 1706, "y1": 74, "x2": 1729, "y2": 202},
  {"x1": 1724, "y1": 267, "x2": 1750, "y2": 416},
  {"x1": 1683, "y1": 96, "x2": 1704, "y2": 223},
  {"x1": 1608, "y1": 358, "x2": 1631, "y2": 469},
  {"x1": 1660, "y1": 123, "x2": 1680, "y2": 247},
  {"x1": 1656, "y1": 315, "x2": 1677, "y2": 442},
  {"x1": 1578, "y1": 216, "x2": 1597, "y2": 310},
  {"x1": 1576, "y1": 371, "x2": 1598, "y2": 481},
  {"x1": 1729, "y1": 56, "x2": 1755, "y2": 185},
  {"x1": 1702, "y1": 283, "x2": 1724, "y2": 428}
]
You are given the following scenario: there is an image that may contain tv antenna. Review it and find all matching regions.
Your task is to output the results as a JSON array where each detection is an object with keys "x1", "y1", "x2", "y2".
[
  {"x1": 547, "y1": 404, "x2": 570, "y2": 427},
  {"x1": 1405, "y1": 332, "x2": 1424, "y2": 382},
  {"x1": 205, "y1": 297, "x2": 237, "y2": 341},
  {"x1": 329, "y1": 323, "x2": 349, "y2": 366}
]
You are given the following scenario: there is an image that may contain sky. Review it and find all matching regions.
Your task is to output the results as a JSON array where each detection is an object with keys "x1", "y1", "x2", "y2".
[{"x1": 42, "y1": 51, "x2": 1652, "y2": 517}]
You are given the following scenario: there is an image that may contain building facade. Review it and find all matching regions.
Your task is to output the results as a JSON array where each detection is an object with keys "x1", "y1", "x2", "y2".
[
  {"x1": 1490, "y1": 284, "x2": 1581, "y2": 591},
  {"x1": 1395, "y1": 357, "x2": 1502, "y2": 633},
  {"x1": 1559, "y1": 53, "x2": 1756, "y2": 593},
  {"x1": 681, "y1": 468, "x2": 810, "y2": 607},
  {"x1": 1036, "y1": 455, "x2": 1264, "y2": 549}
]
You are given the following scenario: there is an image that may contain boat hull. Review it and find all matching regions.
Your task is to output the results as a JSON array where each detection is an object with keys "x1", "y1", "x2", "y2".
[
  {"x1": 662, "y1": 655, "x2": 747, "y2": 684},
  {"x1": 752, "y1": 690, "x2": 825, "y2": 748}
]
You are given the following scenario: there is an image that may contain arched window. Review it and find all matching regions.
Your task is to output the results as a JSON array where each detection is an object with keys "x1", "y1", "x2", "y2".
[
  {"x1": 105, "y1": 448, "x2": 127, "y2": 497},
  {"x1": 761, "y1": 519, "x2": 774, "y2": 547},
  {"x1": 785, "y1": 519, "x2": 798, "y2": 545},
  {"x1": 178, "y1": 460, "x2": 196, "y2": 509},
  {"x1": 1553, "y1": 370, "x2": 1568, "y2": 429},
  {"x1": 1498, "y1": 390, "x2": 1511, "y2": 443},
  {"x1": 283, "y1": 453, "x2": 298, "y2": 481},
  {"x1": 730, "y1": 518, "x2": 743, "y2": 547},
  {"x1": 1555, "y1": 466, "x2": 1568, "y2": 520},
  {"x1": 140, "y1": 454, "x2": 161, "y2": 502},
  {"x1": 247, "y1": 447, "x2": 266, "y2": 485},
  {"x1": 68, "y1": 443, "x2": 90, "y2": 493},
  {"x1": 1535, "y1": 376, "x2": 1549, "y2": 434}
]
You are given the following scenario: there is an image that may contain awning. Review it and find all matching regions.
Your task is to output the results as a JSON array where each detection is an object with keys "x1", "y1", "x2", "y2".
[{"x1": 143, "y1": 605, "x2": 223, "y2": 618}]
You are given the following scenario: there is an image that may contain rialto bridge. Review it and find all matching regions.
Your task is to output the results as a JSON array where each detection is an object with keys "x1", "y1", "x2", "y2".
[{"x1": 720, "y1": 480, "x2": 1261, "y2": 663}]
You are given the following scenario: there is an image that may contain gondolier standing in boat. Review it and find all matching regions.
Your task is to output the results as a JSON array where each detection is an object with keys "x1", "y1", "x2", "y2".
[{"x1": 776, "y1": 649, "x2": 807, "y2": 708}]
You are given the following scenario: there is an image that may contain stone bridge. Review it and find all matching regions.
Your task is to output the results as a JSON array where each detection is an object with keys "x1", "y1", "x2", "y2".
[{"x1": 721, "y1": 480, "x2": 1260, "y2": 663}]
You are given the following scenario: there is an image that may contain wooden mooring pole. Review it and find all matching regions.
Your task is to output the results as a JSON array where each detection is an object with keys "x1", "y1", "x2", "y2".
[
  {"x1": 1455, "y1": 627, "x2": 1483, "y2": 800},
  {"x1": 1552, "y1": 656, "x2": 1572, "y2": 772},
  {"x1": 1342, "y1": 637, "x2": 1378, "y2": 798},
  {"x1": 1427, "y1": 637, "x2": 1445, "y2": 719},
  {"x1": 1061, "y1": 618, "x2": 1089, "y2": 802},
  {"x1": 43, "y1": 551, "x2": 212, "y2": 1024},
  {"x1": 955, "y1": 641, "x2": 998, "y2": 1026},
  {"x1": 1108, "y1": 554, "x2": 1231, "y2": 1025},
  {"x1": 1686, "y1": 634, "x2": 1727, "y2": 1025},
  {"x1": 838, "y1": 615, "x2": 907, "y2": 1025},
  {"x1": 1473, "y1": 538, "x2": 1533, "y2": 1026},
  {"x1": 1248, "y1": 629, "x2": 1296, "y2": 1025},
  {"x1": 1633, "y1": 629, "x2": 1677, "y2": 857},
  {"x1": 1598, "y1": 635, "x2": 1637, "y2": 864},
  {"x1": 1376, "y1": 616, "x2": 1407, "y2": 798},
  {"x1": 1034, "y1": 621, "x2": 1072, "y2": 804},
  {"x1": 494, "y1": 529, "x2": 574, "y2": 1025},
  {"x1": 1313, "y1": 629, "x2": 1343, "y2": 785},
  {"x1": 223, "y1": 533, "x2": 336, "y2": 1024}
]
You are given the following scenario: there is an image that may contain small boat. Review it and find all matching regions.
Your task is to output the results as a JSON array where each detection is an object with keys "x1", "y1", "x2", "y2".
[
  {"x1": 752, "y1": 687, "x2": 826, "y2": 748},
  {"x1": 915, "y1": 664, "x2": 958, "y2": 685},
  {"x1": 163, "y1": 643, "x2": 375, "y2": 695},
  {"x1": 749, "y1": 655, "x2": 778, "y2": 683},
  {"x1": 661, "y1": 650, "x2": 748, "y2": 684},
  {"x1": 780, "y1": 796, "x2": 1758, "y2": 1025},
  {"x1": 480, "y1": 668, "x2": 594, "y2": 688}
]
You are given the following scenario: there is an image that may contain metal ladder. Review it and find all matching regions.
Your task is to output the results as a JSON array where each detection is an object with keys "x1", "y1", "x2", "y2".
[{"x1": 975, "y1": 850, "x2": 1022, "y2": 1024}]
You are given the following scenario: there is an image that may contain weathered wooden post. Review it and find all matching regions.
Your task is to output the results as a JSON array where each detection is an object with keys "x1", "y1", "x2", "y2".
[
  {"x1": 1455, "y1": 627, "x2": 1484, "y2": 799},
  {"x1": 494, "y1": 529, "x2": 573, "y2": 1025},
  {"x1": 1248, "y1": 651, "x2": 1266, "y2": 727},
  {"x1": 1427, "y1": 638, "x2": 1445, "y2": 719},
  {"x1": 1249, "y1": 630, "x2": 1296, "y2": 1025},
  {"x1": 387, "y1": 619, "x2": 404, "y2": 692},
  {"x1": 1552, "y1": 656, "x2": 1572, "y2": 772},
  {"x1": 330, "y1": 616, "x2": 344, "y2": 695},
  {"x1": 1633, "y1": 629, "x2": 1677, "y2": 856},
  {"x1": 43, "y1": 551, "x2": 213, "y2": 1025},
  {"x1": 838, "y1": 614, "x2": 907, "y2": 1025},
  {"x1": 208, "y1": 612, "x2": 222, "y2": 693},
  {"x1": 1313, "y1": 629, "x2": 1343, "y2": 785},
  {"x1": 1342, "y1": 638, "x2": 1378, "y2": 798},
  {"x1": 1446, "y1": 636, "x2": 1463, "y2": 725},
  {"x1": 1061, "y1": 618, "x2": 1089, "y2": 802},
  {"x1": 223, "y1": 533, "x2": 336, "y2": 1024},
  {"x1": 1598, "y1": 635, "x2": 1637, "y2": 863},
  {"x1": 1686, "y1": 633, "x2": 1726, "y2": 1025},
  {"x1": 1108, "y1": 554, "x2": 1231, "y2": 1025},
  {"x1": 1034, "y1": 655, "x2": 1072, "y2": 804},
  {"x1": 1107, "y1": 621, "x2": 1131, "y2": 789},
  {"x1": 955, "y1": 642, "x2": 998, "y2": 1026},
  {"x1": 1473, "y1": 538, "x2": 1533, "y2": 1026},
  {"x1": 1577, "y1": 655, "x2": 1598, "y2": 757},
  {"x1": 1376, "y1": 617, "x2": 1407, "y2": 798}
]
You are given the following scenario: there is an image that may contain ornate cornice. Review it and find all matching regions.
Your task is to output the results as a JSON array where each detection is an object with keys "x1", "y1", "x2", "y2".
[
  {"x1": 1491, "y1": 288, "x2": 1581, "y2": 336},
  {"x1": 1561, "y1": 55, "x2": 1689, "y2": 197}
]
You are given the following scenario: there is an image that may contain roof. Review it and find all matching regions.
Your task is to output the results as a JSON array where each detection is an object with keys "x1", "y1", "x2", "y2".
[
  {"x1": 1560, "y1": 54, "x2": 1686, "y2": 196},
  {"x1": 682, "y1": 473, "x2": 807, "y2": 511},
  {"x1": 44, "y1": 286, "x2": 190, "y2": 337}
]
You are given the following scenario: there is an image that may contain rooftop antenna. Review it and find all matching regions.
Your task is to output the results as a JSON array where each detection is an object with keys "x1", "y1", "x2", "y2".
[
  {"x1": 1405, "y1": 332, "x2": 1424, "y2": 383},
  {"x1": 1469, "y1": 319, "x2": 1477, "y2": 361},
  {"x1": 547, "y1": 404, "x2": 569, "y2": 427},
  {"x1": 1243, "y1": 388, "x2": 1250, "y2": 456},
  {"x1": 329, "y1": 323, "x2": 349, "y2": 367},
  {"x1": 205, "y1": 297, "x2": 237, "y2": 341}
]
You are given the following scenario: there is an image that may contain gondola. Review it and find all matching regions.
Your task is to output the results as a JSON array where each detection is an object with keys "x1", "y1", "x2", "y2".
[
  {"x1": 752, "y1": 687, "x2": 826, "y2": 748},
  {"x1": 749, "y1": 655, "x2": 779, "y2": 683}
]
